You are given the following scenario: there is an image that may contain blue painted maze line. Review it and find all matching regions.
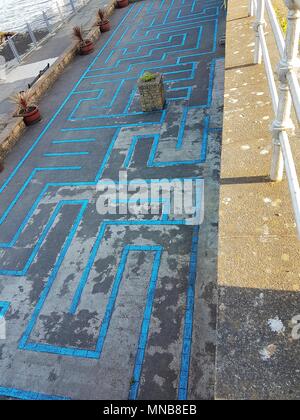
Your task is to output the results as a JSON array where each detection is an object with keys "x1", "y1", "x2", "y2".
[
  {"x1": 0, "y1": 387, "x2": 70, "y2": 401},
  {"x1": 0, "y1": 301, "x2": 10, "y2": 318}
]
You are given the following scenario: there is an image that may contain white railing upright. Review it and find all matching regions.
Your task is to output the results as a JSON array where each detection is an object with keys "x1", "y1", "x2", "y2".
[{"x1": 250, "y1": 0, "x2": 300, "y2": 238}]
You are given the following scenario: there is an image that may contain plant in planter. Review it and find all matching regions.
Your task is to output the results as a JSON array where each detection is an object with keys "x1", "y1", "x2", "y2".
[
  {"x1": 73, "y1": 26, "x2": 94, "y2": 55},
  {"x1": 138, "y1": 72, "x2": 165, "y2": 112},
  {"x1": 97, "y1": 9, "x2": 111, "y2": 33},
  {"x1": 117, "y1": 0, "x2": 129, "y2": 8},
  {"x1": 10, "y1": 91, "x2": 41, "y2": 126}
]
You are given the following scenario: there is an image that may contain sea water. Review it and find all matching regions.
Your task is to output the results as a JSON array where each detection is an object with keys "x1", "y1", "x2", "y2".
[{"x1": 0, "y1": 0, "x2": 66, "y2": 31}]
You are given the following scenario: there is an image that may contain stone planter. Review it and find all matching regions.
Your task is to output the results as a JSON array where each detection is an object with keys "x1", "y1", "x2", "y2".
[{"x1": 138, "y1": 73, "x2": 165, "y2": 112}]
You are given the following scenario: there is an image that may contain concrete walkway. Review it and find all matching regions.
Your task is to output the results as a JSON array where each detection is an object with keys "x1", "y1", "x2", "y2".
[
  {"x1": 216, "y1": 0, "x2": 300, "y2": 400},
  {"x1": 0, "y1": 0, "x2": 225, "y2": 400}
]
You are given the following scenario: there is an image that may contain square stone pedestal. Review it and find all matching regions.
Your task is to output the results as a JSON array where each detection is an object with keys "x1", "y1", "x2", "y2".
[{"x1": 138, "y1": 73, "x2": 165, "y2": 112}]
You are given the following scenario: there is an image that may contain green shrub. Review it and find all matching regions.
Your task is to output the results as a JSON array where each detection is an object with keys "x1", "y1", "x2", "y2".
[
  {"x1": 140, "y1": 72, "x2": 156, "y2": 82},
  {"x1": 275, "y1": 7, "x2": 287, "y2": 33}
]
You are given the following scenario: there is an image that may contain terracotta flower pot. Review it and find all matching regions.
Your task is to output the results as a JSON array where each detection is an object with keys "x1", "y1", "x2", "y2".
[
  {"x1": 80, "y1": 40, "x2": 94, "y2": 55},
  {"x1": 117, "y1": 0, "x2": 129, "y2": 8},
  {"x1": 23, "y1": 106, "x2": 41, "y2": 126},
  {"x1": 100, "y1": 20, "x2": 111, "y2": 32}
]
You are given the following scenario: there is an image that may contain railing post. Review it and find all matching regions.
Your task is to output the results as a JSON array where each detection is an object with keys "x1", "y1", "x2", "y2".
[
  {"x1": 26, "y1": 22, "x2": 38, "y2": 47},
  {"x1": 7, "y1": 37, "x2": 21, "y2": 64},
  {"x1": 249, "y1": 0, "x2": 254, "y2": 17},
  {"x1": 43, "y1": 11, "x2": 52, "y2": 33},
  {"x1": 0, "y1": 56, "x2": 6, "y2": 81},
  {"x1": 56, "y1": 1, "x2": 64, "y2": 22},
  {"x1": 69, "y1": 0, "x2": 77, "y2": 14},
  {"x1": 270, "y1": 0, "x2": 300, "y2": 181},
  {"x1": 254, "y1": 0, "x2": 265, "y2": 64}
]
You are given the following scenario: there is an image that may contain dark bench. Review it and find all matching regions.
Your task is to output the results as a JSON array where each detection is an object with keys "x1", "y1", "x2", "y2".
[{"x1": 27, "y1": 63, "x2": 50, "y2": 89}]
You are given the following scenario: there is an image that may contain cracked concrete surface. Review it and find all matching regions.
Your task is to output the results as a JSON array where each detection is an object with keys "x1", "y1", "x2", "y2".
[{"x1": 0, "y1": 0, "x2": 225, "y2": 400}]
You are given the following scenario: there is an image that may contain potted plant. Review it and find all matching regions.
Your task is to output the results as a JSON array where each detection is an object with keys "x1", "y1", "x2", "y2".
[
  {"x1": 97, "y1": 9, "x2": 111, "y2": 33},
  {"x1": 138, "y1": 72, "x2": 165, "y2": 112},
  {"x1": 117, "y1": 0, "x2": 129, "y2": 8},
  {"x1": 11, "y1": 91, "x2": 41, "y2": 126},
  {"x1": 73, "y1": 26, "x2": 94, "y2": 55}
]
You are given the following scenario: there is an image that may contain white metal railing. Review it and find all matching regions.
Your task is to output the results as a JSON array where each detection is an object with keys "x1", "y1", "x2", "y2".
[
  {"x1": 249, "y1": 0, "x2": 300, "y2": 238},
  {"x1": 0, "y1": 0, "x2": 90, "y2": 75}
]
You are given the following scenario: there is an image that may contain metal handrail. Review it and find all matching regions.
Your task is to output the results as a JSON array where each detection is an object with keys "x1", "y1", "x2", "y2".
[
  {"x1": 249, "y1": 0, "x2": 300, "y2": 238},
  {"x1": 0, "y1": 0, "x2": 90, "y2": 76}
]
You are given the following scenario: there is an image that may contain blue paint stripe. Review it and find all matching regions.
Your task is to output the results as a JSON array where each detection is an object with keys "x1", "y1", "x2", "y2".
[
  {"x1": 123, "y1": 136, "x2": 139, "y2": 169},
  {"x1": 0, "y1": 387, "x2": 70, "y2": 400},
  {"x1": 44, "y1": 152, "x2": 90, "y2": 157},
  {"x1": 0, "y1": 301, "x2": 10, "y2": 318},
  {"x1": 61, "y1": 121, "x2": 162, "y2": 131},
  {"x1": 52, "y1": 138, "x2": 96, "y2": 144},
  {"x1": 178, "y1": 225, "x2": 200, "y2": 400},
  {"x1": 207, "y1": 58, "x2": 216, "y2": 107},
  {"x1": 24, "y1": 342, "x2": 98, "y2": 359},
  {"x1": 176, "y1": 106, "x2": 189, "y2": 149},
  {"x1": 105, "y1": 49, "x2": 114, "y2": 64},
  {"x1": 95, "y1": 128, "x2": 121, "y2": 181},
  {"x1": 67, "y1": 108, "x2": 165, "y2": 122},
  {"x1": 200, "y1": 115, "x2": 210, "y2": 162}
]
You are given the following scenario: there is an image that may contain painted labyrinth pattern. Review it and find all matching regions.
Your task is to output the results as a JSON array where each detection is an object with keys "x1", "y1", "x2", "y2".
[{"x1": 0, "y1": 0, "x2": 225, "y2": 400}]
